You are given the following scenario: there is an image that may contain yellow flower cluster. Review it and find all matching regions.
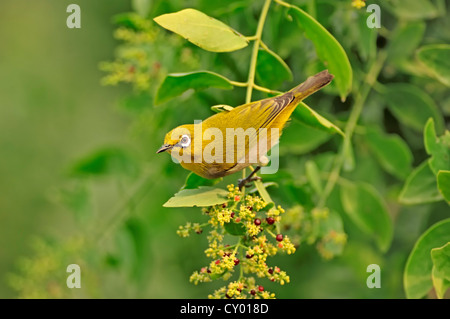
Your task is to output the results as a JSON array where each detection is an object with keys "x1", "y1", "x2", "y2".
[
  {"x1": 278, "y1": 235, "x2": 296, "y2": 255},
  {"x1": 266, "y1": 205, "x2": 285, "y2": 223},
  {"x1": 176, "y1": 222, "x2": 203, "y2": 237},
  {"x1": 352, "y1": 0, "x2": 366, "y2": 9},
  {"x1": 208, "y1": 277, "x2": 276, "y2": 299},
  {"x1": 181, "y1": 184, "x2": 302, "y2": 299},
  {"x1": 317, "y1": 230, "x2": 348, "y2": 260}
]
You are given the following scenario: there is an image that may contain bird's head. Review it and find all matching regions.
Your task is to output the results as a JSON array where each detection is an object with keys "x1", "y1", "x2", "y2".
[{"x1": 156, "y1": 124, "x2": 195, "y2": 155}]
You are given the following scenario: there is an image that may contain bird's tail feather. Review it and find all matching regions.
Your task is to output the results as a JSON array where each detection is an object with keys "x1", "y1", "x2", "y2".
[{"x1": 290, "y1": 70, "x2": 334, "y2": 101}]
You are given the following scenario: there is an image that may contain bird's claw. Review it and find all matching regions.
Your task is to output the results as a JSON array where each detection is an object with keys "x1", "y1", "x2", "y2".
[{"x1": 238, "y1": 176, "x2": 262, "y2": 190}]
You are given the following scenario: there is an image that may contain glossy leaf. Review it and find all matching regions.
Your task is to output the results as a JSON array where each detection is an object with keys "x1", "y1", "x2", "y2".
[
  {"x1": 356, "y1": 9, "x2": 376, "y2": 62},
  {"x1": 289, "y1": 5, "x2": 352, "y2": 101},
  {"x1": 365, "y1": 127, "x2": 413, "y2": 179},
  {"x1": 384, "y1": 83, "x2": 444, "y2": 133},
  {"x1": 154, "y1": 8, "x2": 248, "y2": 52},
  {"x1": 280, "y1": 120, "x2": 332, "y2": 155},
  {"x1": 417, "y1": 44, "x2": 450, "y2": 87},
  {"x1": 399, "y1": 161, "x2": 443, "y2": 205},
  {"x1": 431, "y1": 243, "x2": 450, "y2": 299},
  {"x1": 163, "y1": 186, "x2": 228, "y2": 207},
  {"x1": 305, "y1": 160, "x2": 323, "y2": 196},
  {"x1": 256, "y1": 48, "x2": 293, "y2": 88},
  {"x1": 293, "y1": 102, "x2": 344, "y2": 137},
  {"x1": 387, "y1": 0, "x2": 439, "y2": 20},
  {"x1": 387, "y1": 21, "x2": 426, "y2": 64},
  {"x1": 340, "y1": 182, "x2": 393, "y2": 252},
  {"x1": 424, "y1": 118, "x2": 450, "y2": 176},
  {"x1": 155, "y1": 71, "x2": 233, "y2": 105},
  {"x1": 437, "y1": 170, "x2": 450, "y2": 203},
  {"x1": 404, "y1": 219, "x2": 450, "y2": 299},
  {"x1": 224, "y1": 221, "x2": 246, "y2": 236}
]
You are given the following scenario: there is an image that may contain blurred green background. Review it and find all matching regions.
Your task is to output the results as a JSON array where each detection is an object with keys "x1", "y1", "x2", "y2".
[
  {"x1": 0, "y1": 0, "x2": 131, "y2": 297},
  {"x1": 0, "y1": 0, "x2": 448, "y2": 299}
]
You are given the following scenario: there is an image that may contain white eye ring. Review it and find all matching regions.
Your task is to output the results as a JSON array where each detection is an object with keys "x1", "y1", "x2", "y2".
[{"x1": 179, "y1": 134, "x2": 191, "y2": 148}]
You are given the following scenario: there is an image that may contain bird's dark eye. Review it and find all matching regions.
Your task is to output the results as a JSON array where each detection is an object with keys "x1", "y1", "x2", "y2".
[{"x1": 179, "y1": 134, "x2": 191, "y2": 148}]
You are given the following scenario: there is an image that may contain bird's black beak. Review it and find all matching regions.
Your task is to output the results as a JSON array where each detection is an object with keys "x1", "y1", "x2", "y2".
[{"x1": 156, "y1": 144, "x2": 173, "y2": 154}]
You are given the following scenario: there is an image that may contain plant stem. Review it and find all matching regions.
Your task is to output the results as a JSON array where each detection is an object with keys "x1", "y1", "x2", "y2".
[
  {"x1": 318, "y1": 50, "x2": 387, "y2": 207},
  {"x1": 241, "y1": 0, "x2": 274, "y2": 202},
  {"x1": 245, "y1": 0, "x2": 272, "y2": 104}
]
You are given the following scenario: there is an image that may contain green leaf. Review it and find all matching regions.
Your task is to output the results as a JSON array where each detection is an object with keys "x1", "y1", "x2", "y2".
[
  {"x1": 417, "y1": 44, "x2": 450, "y2": 87},
  {"x1": 399, "y1": 161, "x2": 443, "y2": 205},
  {"x1": 404, "y1": 219, "x2": 450, "y2": 299},
  {"x1": 387, "y1": 0, "x2": 439, "y2": 20},
  {"x1": 356, "y1": 9, "x2": 377, "y2": 62},
  {"x1": 424, "y1": 118, "x2": 450, "y2": 176},
  {"x1": 182, "y1": 172, "x2": 222, "y2": 190},
  {"x1": 293, "y1": 102, "x2": 344, "y2": 137},
  {"x1": 432, "y1": 266, "x2": 450, "y2": 300},
  {"x1": 153, "y1": 8, "x2": 248, "y2": 52},
  {"x1": 431, "y1": 243, "x2": 450, "y2": 299},
  {"x1": 305, "y1": 160, "x2": 323, "y2": 196},
  {"x1": 113, "y1": 12, "x2": 147, "y2": 30},
  {"x1": 210, "y1": 104, "x2": 234, "y2": 113},
  {"x1": 288, "y1": 5, "x2": 352, "y2": 101},
  {"x1": 280, "y1": 120, "x2": 332, "y2": 155},
  {"x1": 256, "y1": 48, "x2": 293, "y2": 88},
  {"x1": 224, "y1": 221, "x2": 246, "y2": 236},
  {"x1": 69, "y1": 147, "x2": 138, "y2": 178},
  {"x1": 365, "y1": 127, "x2": 413, "y2": 179},
  {"x1": 163, "y1": 186, "x2": 228, "y2": 207},
  {"x1": 340, "y1": 182, "x2": 393, "y2": 252},
  {"x1": 155, "y1": 71, "x2": 233, "y2": 105},
  {"x1": 387, "y1": 21, "x2": 426, "y2": 64},
  {"x1": 437, "y1": 171, "x2": 450, "y2": 203},
  {"x1": 384, "y1": 83, "x2": 444, "y2": 133}
]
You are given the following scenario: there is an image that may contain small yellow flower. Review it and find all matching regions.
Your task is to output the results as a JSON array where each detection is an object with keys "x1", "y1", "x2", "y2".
[{"x1": 352, "y1": 0, "x2": 366, "y2": 9}]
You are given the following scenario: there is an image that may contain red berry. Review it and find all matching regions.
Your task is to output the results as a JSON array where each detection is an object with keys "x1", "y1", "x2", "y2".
[
  {"x1": 222, "y1": 203, "x2": 227, "y2": 208},
  {"x1": 268, "y1": 268, "x2": 274, "y2": 274},
  {"x1": 234, "y1": 259, "x2": 240, "y2": 266},
  {"x1": 215, "y1": 259, "x2": 221, "y2": 265},
  {"x1": 250, "y1": 289, "x2": 256, "y2": 296},
  {"x1": 258, "y1": 285, "x2": 264, "y2": 292},
  {"x1": 234, "y1": 195, "x2": 240, "y2": 202},
  {"x1": 246, "y1": 254, "x2": 254, "y2": 259},
  {"x1": 276, "y1": 234, "x2": 283, "y2": 242},
  {"x1": 254, "y1": 218, "x2": 261, "y2": 226},
  {"x1": 230, "y1": 212, "x2": 235, "y2": 218},
  {"x1": 235, "y1": 217, "x2": 241, "y2": 223},
  {"x1": 266, "y1": 217, "x2": 275, "y2": 225}
]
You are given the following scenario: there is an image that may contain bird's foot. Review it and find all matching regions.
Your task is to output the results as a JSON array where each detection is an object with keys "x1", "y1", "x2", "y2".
[{"x1": 238, "y1": 176, "x2": 262, "y2": 190}]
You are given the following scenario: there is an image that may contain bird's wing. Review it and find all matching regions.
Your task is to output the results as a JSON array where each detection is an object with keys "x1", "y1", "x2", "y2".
[{"x1": 200, "y1": 92, "x2": 295, "y2": 166}]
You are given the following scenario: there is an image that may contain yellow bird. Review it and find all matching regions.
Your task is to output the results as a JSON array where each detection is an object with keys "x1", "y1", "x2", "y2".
[{"x1": 157, "y1": 70, "x2": 333, "y2": 188}]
